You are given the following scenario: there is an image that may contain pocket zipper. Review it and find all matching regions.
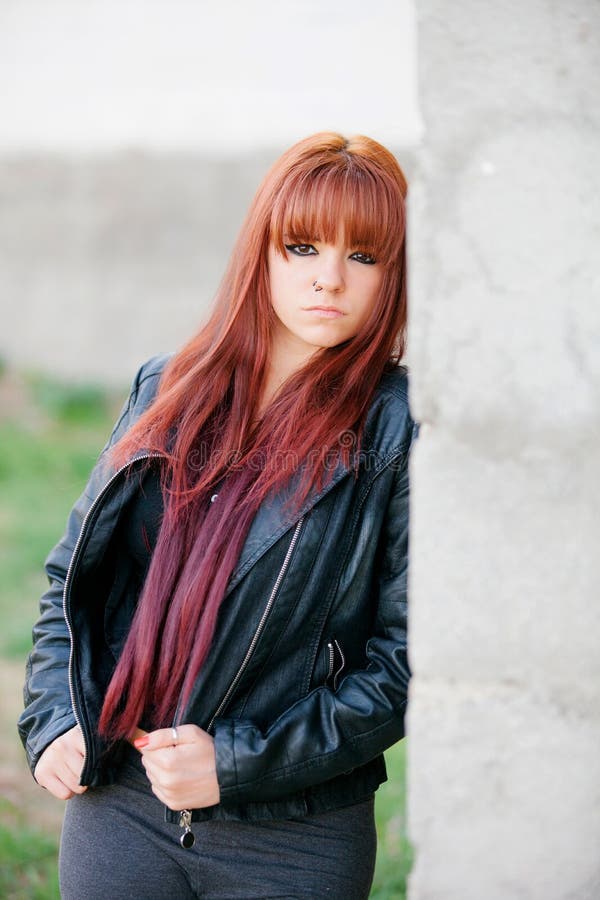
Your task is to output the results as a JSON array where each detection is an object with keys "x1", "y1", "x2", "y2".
[{"x1": 326, "y1": 638, "x2": 345, "y2": 690}]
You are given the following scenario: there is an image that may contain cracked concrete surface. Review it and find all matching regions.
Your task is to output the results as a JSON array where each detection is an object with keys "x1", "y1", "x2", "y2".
[{"x1": 407, "y1": 2, "x2": 600, "y2": 898}]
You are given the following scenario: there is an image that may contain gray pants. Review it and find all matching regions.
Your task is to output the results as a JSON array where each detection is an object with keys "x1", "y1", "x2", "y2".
[{"x1": 59, "y1": 752, "x2": 377, "y2": 899}]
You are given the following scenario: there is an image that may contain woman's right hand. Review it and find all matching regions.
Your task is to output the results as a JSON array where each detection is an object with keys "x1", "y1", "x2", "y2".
[{"x1": 33, "y1": 725, "x2": 88, "y2": 800}]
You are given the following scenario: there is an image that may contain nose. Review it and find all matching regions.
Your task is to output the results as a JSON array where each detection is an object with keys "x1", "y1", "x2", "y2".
[{"x1": 314, "y1": 251, "x2": 345, "y2": 293}]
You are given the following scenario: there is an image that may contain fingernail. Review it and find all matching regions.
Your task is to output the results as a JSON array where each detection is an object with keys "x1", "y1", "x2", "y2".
[{"x1": 134, "y1": 736, "x2": 149, "y2": 749}]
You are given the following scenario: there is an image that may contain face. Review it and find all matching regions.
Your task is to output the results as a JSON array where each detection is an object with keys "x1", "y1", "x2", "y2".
[{"x1": 267, "y1": 237, "x2": 384, "y2": 365}]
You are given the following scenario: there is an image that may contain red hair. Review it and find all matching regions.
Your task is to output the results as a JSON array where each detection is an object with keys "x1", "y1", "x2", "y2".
[{"x1": 99, "y1": 132, "x2": 408, "y2": 741}]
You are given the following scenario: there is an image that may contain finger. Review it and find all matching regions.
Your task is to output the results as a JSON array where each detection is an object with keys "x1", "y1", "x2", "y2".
[
  {"x1": 127, "y1": 727, "x2": 148, "y2": 746},
  {"x1": 38, "y1": 770, "x2": 85, "y2": 801},
  {"x1": 69, "y1": 731, "x2": 86, "y2": 757},
  {"x1": 62, "y1": 736, "x2": 86, "y2": 766},
  {"x1": 56, "y1": 736, "x2": 86, "y2": 781},
  {"x1": 54, "y1": 759, "x2": 88, "y2": 795},
  {"x1": 44, "y1": 775, "x2": 76, "y2": 801},
  {"x1": 139, "y1": 748, "x2": 178, "y2": 782},
  {"x1": 41, "y1": 727, "x2": 84, "y2": 765},
  {"x1": 60, "y1": 756, "x2": 87, "y2": 791},
  {"x1": 140, "y1": 758, "x2": 176, "y2": 803},
  {"x1": 147, "y1": 780, "x2": 181, "y2": 811},
  {"x1": 134, "y1": 724, "x2": 201, "y2": 752}
]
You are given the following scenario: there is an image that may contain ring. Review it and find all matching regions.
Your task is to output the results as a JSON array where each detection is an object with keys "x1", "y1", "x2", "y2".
[{"x1": 171, "y1": 726, "x2": 178, "y2": 746}]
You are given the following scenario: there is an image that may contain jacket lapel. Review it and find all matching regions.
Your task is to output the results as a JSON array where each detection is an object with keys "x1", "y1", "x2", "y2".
[
  {"x1": 111, "y1": 449, "x2": 355, "y2": 598},
  {"x1": 225, "y1": 453, "x2": 352, "y2": 596}
]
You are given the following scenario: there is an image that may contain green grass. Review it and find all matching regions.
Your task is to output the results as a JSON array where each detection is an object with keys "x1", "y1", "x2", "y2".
[
  {"x1": 1, "y1": 370, "x2": 412, "y2": 898},
  {"x1": 0, "y1": 800, "x2": 60, "y2": 899},
  {"x1": 0, "y1": 376, "x2": 121, "y2": 659},
  {"x1": 371, "y1": 741, "x2": 413, "y2": 898}
]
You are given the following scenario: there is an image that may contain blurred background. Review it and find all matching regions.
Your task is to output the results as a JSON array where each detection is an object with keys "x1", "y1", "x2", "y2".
[
  {"x1": 0, "y1": 1, "x2": 420, "y2": 896},
  {"x1": 0, "y1": 0, "x2": 421, "y2": 383},
  {"x1": 4, "y1": 2, "x2": 599, "y2": 897}
]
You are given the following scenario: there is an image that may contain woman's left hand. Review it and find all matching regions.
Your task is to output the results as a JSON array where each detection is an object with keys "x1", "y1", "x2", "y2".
[{"x1": 134, "y1": 725, "x2": 220, "y2": 810}]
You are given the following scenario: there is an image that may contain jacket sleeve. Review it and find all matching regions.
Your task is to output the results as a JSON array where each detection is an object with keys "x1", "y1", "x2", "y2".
[
  {"x1": 17, "y1": 357, "x2": 161, "y2": 775},
  {"x1": 213, "y1": 421, "x2": 418, "y2": 804}
]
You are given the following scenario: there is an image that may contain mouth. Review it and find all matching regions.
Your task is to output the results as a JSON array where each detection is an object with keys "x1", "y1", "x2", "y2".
[{"x1": 303, "y1": 306, "x2": 346, "y2": 318}]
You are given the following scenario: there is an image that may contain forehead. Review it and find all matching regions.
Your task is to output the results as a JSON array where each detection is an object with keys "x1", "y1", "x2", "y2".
[{"x1": 269, "y1": 164, "x2": 404, "y2": 264}]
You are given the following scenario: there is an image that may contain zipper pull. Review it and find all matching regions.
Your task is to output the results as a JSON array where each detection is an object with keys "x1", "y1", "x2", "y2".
[
  {"x1": 179, "y1": 809, "x2": 195, "y2": 849},
  {"x1": 326, "y1": 639, "x2": 345, "y2": 690},
  {"x1": 332, "y1": 638, "x2": 345, "y2": 690}
]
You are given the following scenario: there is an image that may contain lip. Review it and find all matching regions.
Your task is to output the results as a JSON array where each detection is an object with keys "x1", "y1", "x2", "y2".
[{"x1": 303, "y1": 305, "x2": 346, "y2": 318}]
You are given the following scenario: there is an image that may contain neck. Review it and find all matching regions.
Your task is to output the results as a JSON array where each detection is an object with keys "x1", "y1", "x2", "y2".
[{"x1": 257, "y1": 332, "x2": 318, "y2": 417}]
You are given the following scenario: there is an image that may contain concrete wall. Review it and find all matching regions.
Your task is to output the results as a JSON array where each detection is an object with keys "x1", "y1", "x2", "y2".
[
  {"x1": 407, "y1": 1, "x2": 600, "y2": 897},
  {"x1": 0, "y1": 0, "x2": 421, "y2": 383}
]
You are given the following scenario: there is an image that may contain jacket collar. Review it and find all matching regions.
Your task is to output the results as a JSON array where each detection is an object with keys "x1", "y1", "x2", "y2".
[
  {"x1": 106, "y1": 446, "x2": 352, "y2": 598},
  {"x1": 111, "y1": 374, "x2": 406, "y2": 594}
]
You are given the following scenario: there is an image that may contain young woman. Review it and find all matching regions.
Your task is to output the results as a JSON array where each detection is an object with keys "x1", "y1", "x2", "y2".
[{"x1": 19, "y1": 132, "x2": 416, "y2": 899}]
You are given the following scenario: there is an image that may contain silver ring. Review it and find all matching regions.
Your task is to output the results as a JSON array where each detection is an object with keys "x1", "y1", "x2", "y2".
[
  {"x1": 171, "y1": 726, "x2": 178, "y2": 746},
  {"x1": 313, "y1": 280, "x2": 323, "y2": 292}
]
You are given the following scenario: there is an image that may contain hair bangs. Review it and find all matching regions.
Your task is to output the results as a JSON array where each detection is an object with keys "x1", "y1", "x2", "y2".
[{"x1": 270, "y1": 162, "x2": 405, "y2": 267}]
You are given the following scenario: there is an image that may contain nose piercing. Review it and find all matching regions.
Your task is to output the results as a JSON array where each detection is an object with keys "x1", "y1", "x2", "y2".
[{"x1": 312, "y1": 280, "x2": 323, "y2": 292}]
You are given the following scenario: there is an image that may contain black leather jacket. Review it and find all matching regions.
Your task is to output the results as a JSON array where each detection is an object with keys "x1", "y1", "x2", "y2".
[{"x1": 18, "y1": 353, "x2": 417, "y2": 823}]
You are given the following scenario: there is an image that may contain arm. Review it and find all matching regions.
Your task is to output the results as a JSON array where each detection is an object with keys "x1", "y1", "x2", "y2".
[
  {"x1": 17, "y1": 357, "x2": 165, "y2": 776},
  {"x1": 213, "y1": 423, "x2": 416, "y2": 804}
]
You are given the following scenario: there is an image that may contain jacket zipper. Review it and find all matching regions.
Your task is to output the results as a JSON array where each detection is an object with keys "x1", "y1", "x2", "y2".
[
  {"x1": 170, "y1": 515, "x2": 306, "y2": 732},
  {"x1": 173, "y1": 514, "x2": 304, "y2": 846},
  {"x1": 204, "y1": 515, "x2": 304, "y2": 733},
  {"x1": 63, "y1": 451, "x2": 161, "y2": 780}
]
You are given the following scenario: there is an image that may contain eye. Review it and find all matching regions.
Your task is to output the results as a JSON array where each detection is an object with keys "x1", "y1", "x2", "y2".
[
  {"x1": 285, "y1": 243, "x2": 317, "y2": 257},
  {"x1": 350, "y1": 251, "x2": 377, "y2": 265}
]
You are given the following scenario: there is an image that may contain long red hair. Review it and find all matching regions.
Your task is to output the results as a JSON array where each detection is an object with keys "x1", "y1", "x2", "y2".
[{"x1": 99, "y1": 132, "x2": 408, "y2": 741}]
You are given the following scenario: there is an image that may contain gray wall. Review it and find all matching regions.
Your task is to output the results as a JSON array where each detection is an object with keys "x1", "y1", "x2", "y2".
[
  {"x1": 407, "y1": 1, "x2": 600, "y2": 897},
  {"x1": 0, "y1": 152, "x2": 274, "y2": 382}
]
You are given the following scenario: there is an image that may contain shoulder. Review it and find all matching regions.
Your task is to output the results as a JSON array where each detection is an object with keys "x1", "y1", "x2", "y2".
[
  {"x1": 134, "y1": 352, "x2": 174, "y2": 389},
  {"x1": 129, "y1": 352, "x2": 174, "y2": 408},
  {"x1": 363, "y1": 364, "x2": 417, "y2": 460},
  {"x1": 106, "y1": 352, "x2": 174, "y2": 446},
  {"x1": 375, "y1": 364, "x2": 410, "y2": 403}
]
